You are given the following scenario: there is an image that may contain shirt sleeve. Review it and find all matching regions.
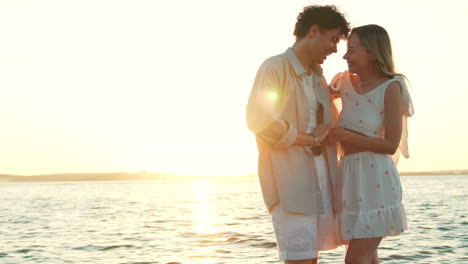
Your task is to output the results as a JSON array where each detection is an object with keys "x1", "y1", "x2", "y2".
[{"x1": 246, "y1": 61, "x2": 297, "y2": 149}]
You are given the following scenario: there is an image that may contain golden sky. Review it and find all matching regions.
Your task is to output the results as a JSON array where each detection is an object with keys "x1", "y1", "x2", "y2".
[{"x1": 1, "y1": 0, "x2": 467, "y2": 176}]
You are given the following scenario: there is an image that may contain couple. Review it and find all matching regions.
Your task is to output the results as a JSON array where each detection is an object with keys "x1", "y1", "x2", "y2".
[{"x1": 246, "y1": 5, "x2": 414, "y2": 264}]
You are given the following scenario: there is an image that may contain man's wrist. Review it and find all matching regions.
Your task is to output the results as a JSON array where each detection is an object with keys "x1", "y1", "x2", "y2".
[
  {"x1": 307, "y1": 133, "x2": 320, "y2": 146},
  {"x1": 313, "y1": 135, "x2": 320, "y2": 145}
]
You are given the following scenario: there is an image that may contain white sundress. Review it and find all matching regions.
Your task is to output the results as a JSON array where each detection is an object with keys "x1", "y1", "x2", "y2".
[{"x1": 333, "y1": 71, "x2": 414, "y2": 242}]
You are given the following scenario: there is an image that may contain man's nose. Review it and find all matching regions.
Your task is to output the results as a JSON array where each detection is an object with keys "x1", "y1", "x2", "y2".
[{"x1": 332, "y1": 43, "x2": 338, "y2": 53}]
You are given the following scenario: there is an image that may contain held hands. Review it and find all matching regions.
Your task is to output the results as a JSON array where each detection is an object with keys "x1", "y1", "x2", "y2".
[
  {"x1": 306, "y1": 124, "x2": 350, "y2": 146},
  {"x1": 328, "y1": 126, "x2": 350, "y2": 143},
  {"x1": 312, "y1": 124, "x2": 333, "y2": 144}
]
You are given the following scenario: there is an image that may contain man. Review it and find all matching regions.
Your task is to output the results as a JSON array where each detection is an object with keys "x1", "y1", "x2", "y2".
[{"x1": 246, "y1": 5, "x2": 349, "y2": 264}]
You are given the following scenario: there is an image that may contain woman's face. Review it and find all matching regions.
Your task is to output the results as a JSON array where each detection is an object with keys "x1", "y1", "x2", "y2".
[{"x1": 343, "y1": 33, "x2": 374, "y2": 74}]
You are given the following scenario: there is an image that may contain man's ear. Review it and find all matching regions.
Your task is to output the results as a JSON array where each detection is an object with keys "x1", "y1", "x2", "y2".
[{"x1": 307, "y1": 24, "x2": 321, "y2": 38}]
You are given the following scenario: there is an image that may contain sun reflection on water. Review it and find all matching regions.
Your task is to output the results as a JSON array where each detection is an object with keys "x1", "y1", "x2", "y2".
[
  {"x1": 191, "y1": 179, "x2": 219, "y2": 234},
  {"x1": 189, "y1": 179, "x2": 220, "y2": 263}
]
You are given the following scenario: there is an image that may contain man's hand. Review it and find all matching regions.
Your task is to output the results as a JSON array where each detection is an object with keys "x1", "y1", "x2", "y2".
[
  {"x1": 330, "y1": 73, "x2": 342, "y2": 92},
  {"x1": 313, "y1": 124, "x2": 333, "y2": 144}
]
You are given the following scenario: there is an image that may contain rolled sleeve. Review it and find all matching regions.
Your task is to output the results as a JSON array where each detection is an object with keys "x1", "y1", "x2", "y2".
[{"x1": 273, "y1": 121, "x2": 297, "y2": 149}]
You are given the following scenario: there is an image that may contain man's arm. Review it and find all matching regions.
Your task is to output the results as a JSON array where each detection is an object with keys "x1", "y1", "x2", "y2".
[
  {"x1": 246, "y1": 61, "x2": 297, "y2": 149},
  {"x1": 246, "y1": 61, "x2": 328, "y2": 149}
]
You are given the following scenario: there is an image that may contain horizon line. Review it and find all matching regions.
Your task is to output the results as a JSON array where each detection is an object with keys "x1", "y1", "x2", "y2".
[{"x1": 2, "y1": 169, "x2": 468, "y2": 177}]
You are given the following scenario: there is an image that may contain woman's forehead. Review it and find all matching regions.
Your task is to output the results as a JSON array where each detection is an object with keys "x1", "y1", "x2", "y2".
[{"x1": 347, "y1": 34, "x2": 362, "y2": 47}]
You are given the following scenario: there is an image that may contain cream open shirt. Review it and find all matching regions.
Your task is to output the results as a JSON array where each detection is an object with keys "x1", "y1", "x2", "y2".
[{"x1": 246, "y1": 48, "x2": 339, "y2": 215}]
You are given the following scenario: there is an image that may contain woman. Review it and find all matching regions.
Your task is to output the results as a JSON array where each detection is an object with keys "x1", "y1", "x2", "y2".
[{"x1": 329, "y1": 24, "x2": 414, "y2": 264}]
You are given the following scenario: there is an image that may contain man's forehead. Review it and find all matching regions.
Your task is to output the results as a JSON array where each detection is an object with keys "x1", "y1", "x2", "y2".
[{"x1": 326, "y1": 28, "x2": 345, "y2": 39}]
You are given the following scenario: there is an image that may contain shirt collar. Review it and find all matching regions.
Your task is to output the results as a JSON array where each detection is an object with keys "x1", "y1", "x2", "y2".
[
  {"x1": 284, "y1": 47, "x2": 323, "y2": 77},
  {"x1": 285, "y1": 48, "x2": 306, "y2": 76}
]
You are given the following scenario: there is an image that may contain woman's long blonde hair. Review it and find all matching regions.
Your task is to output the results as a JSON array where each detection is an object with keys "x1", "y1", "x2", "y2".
[{"x1": 351, "y1": 24, "x2": 403, "y2": 79}]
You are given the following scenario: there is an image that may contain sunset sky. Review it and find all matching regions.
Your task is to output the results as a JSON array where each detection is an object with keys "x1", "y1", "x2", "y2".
[{"x1": 1, "y1": 0, "x2": 467, "y2": 176}]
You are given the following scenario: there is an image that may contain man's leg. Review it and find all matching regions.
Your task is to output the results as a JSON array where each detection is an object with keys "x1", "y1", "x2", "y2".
[{"x1": 345, "y1": 237, "x2": 382, "y2": 264}]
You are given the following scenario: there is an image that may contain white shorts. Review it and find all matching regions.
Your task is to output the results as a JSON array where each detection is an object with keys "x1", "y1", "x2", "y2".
[{"x1": 271, "y1": 155, "x2": 340, "y2": 260}]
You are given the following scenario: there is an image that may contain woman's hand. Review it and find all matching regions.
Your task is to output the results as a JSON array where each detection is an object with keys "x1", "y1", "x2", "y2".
[{"x1": 329, "y1": 126, "x2": 349, "y2": 143}]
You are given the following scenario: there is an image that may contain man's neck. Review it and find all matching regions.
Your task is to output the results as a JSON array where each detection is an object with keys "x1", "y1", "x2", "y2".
[{"x1": 291, "y1": 42, "x2": 315, "y2": 75}]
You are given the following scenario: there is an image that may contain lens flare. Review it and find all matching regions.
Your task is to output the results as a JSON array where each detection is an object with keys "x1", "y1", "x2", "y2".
[{"x1": 267, "y1": 90, "x2": 278, "y2": 102}]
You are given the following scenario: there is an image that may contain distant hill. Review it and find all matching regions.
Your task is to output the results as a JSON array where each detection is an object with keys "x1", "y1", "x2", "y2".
[
  {"x1": 0, "y1": 172, "x2": 256, "y2": 182},
  {"x1": 0, "y1": 172, "x2": 145, "y2": 182},
  {"x1": 0, "y1": 170, "x2": 466, "y2": 183}
]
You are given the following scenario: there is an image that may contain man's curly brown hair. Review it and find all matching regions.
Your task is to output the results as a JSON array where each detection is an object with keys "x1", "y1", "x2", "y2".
[{"x1": 294, "y1": 5, "x2": 350, "y2": 40}]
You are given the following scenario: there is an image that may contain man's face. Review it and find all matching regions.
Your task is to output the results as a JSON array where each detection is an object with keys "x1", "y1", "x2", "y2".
[{"x1": 307, "y1": 27, "x2": 343, "y2": 64}]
